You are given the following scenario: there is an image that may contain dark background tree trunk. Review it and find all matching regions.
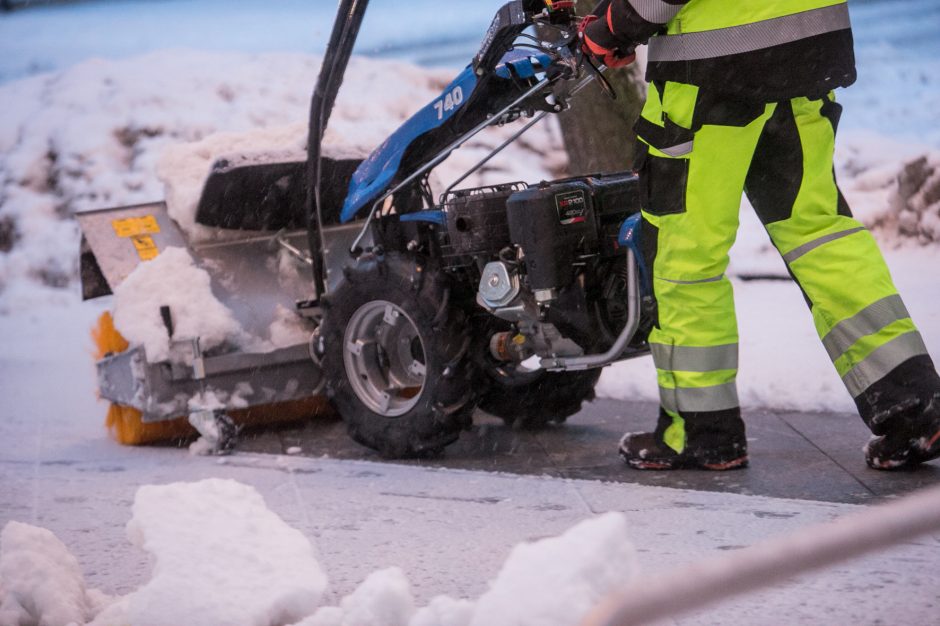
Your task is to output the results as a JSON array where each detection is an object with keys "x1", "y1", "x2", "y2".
[{"x1": 553, "y1": 0, "x2": 646, "y2": 175}]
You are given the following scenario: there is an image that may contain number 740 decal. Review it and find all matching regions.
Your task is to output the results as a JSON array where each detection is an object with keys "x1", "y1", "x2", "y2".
[{"x1": 433, "y1": 86, "x2": 464, "y2": 120}]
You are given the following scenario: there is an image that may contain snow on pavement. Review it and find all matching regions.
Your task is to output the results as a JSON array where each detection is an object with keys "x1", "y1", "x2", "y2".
[{"x1": 2, "y1": 449, "x2": 939, "y2": 626}]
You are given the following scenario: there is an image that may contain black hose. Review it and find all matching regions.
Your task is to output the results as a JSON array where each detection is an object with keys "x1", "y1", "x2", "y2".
[{"x1": 305, "y1": 0, "x2": 370, "y2": 298}]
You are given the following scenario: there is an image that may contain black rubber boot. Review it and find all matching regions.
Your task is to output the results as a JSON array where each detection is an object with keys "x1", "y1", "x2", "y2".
[
  {"x1": 864, "y1": 392, "x2": 940, "y2": 470},
  {"x1": 856, "y1": 356, "x2": 940, "y2": 471},
  {"x1": 619, "y1": 408, "x2": 749, "y2": 471}
]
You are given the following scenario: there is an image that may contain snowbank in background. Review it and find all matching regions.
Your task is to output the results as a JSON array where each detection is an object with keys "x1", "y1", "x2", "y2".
[
  {"x1": 0, "y1": 522, "x2": 111, "y2": 626},
  {"x1": 0, "y1": 479, "x2": 636, "y2": 626},
  {"x1": 0, "y1": 48, "x2": 936, "y2": 414},
  {"x1": 112, "y1": 246, "x2": 245, "y2": 362},
  {"x1": 836, "y1": 132, "x2": 940, "y2": 241},
  {"x1": 0, "y1": 49, "x2": 562, "y2": 307}
]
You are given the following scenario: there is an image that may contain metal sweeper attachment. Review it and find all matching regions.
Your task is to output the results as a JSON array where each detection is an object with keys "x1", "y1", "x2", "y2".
[{"x1": 79, "y1": 0, "x2": 655, "y2": 456}]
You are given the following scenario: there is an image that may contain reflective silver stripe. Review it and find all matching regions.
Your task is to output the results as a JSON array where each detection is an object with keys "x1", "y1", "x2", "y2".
[
  {"x1": 628, "y1": 0, "x2": 683, "y2": 25},
  {"x1": 658, "y1": 273, "x2": 724, "y2": 285},
  {"x1": 660, "y1": 382, "x2": 740, "y2": 413},
  {"x1": 782, "y1": 227, "x2": 865, "y2": 264},
  {"x1": 660, "y1": 140, "x2": 694, "y2": 157},
  {"x1": 648, "y1": 4, "x2": 851, "y2": 63},
  {"x1": 651, "y1": 343, "x2": 738, "y2": 372},
  {"x1": 822, "y1": 295, "x2": 911, "y2": 361},
  {"x1": 844, "y1": 331, "x2": 929, "y2": 397}
]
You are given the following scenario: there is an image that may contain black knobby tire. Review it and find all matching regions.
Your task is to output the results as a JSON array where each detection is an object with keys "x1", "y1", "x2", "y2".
[
  {"x1": 474, "y1": 321, "x2": 601, "y2": 429},
  {"x1": 320, "y1": 255, "x2": 477, "y2": 458}
]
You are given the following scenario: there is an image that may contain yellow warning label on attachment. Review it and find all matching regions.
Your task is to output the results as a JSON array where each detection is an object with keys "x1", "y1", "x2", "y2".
[
  {"x1": 112, "y1": 215, "x2": 160, "y2": 238},
  {"x1": 131, "y1": 235, "x2": 159, "y2": 261}
]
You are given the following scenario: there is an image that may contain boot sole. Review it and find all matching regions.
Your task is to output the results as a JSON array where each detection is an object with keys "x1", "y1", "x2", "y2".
[{"x1": 622, "y1": 452, "x2": 749, "y2": 471}]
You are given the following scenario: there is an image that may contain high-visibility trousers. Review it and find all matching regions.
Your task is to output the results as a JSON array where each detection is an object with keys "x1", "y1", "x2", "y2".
[{"x1": 635, "y1": 81, "x2": 935, "y2": 453}]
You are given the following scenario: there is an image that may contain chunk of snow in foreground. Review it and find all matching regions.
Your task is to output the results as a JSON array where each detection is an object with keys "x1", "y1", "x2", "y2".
[
  {"x1": 293, "y1": 512, "x2": 637, "y2": 626},
  {"x1": 112, "y1": 246, "x2": 245, "y2": 362},
  {"x1": 0, "y1": 521, "x2": 110, "y2": 626},
  {"x1": 469, "y1": 512, "x2": 636, "y2": 626},
  {"x1": 101, "y1": 478, "x2": 328, "y2": 626},
  {"x1": 409, "y1": 596, "x2": 476, "y2": 626},
  {"x1": 295, "y1": 567, "x2": 416, "y2": 626},
  {"x1": 0, "y1": 479, "x2": 637, "y2": 626}
]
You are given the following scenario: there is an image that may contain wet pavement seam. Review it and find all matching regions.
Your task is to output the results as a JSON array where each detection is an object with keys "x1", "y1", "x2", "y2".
[{"x1": 775, "y1": 412, "x2": 877, "y2": 499}]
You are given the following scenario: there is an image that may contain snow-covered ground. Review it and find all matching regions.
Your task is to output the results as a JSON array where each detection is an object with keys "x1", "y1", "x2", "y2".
[{"x1": 2, "y1": 1, "x2": 940, "y2": 624}]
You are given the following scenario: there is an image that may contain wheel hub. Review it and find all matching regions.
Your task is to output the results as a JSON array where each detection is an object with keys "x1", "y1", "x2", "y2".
[{"x1": 343, "y1": 300, "x2": 427, "y2": 416}]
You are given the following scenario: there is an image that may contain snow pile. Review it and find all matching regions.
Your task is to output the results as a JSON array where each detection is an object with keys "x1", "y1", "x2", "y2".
[
  {"x1": 0, "y1": 479, "x2": 637, "y2": 626},
  {"x1": 298, "y1": 568, "x2": 416, "y2": 626},
  {"x1": 112, "y1": 246, "x2": 245, "y2": 362},
  {"x1": 469, "y1": 512, "x2": 635, "y2": 626},
  {"x1": 0, "y1": 522, "x2": 110, "y2": 626},
  {"x1": 294, "y1": 511, "x2": 636, "y2": 626},
  {"x1": 155, "y1": 118, "x2": 379, "y2": 242},
  {"x1": 834, "y1": 132, "x2": 940, "y2": 241},
  {"x1": 107, "y1": 478, "x2": 328, "y2": 626},
  {"x1": 894, "y1": 153, "x2": 940, "y2": 242},
  {"x1": 409, "y1": 596, "x2": 476, "y2": 626}
]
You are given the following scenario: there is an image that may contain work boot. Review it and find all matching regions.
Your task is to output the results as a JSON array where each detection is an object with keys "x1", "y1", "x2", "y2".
[
  {"x1": 864, "y1": 392, "x2": 940, "y2": 470},
  {"x1": 855, "y1": 356, "x2": 940, "y2": 471},
  {"x1": 619, "y1": 409, "x2": 749, "y2": 471}
]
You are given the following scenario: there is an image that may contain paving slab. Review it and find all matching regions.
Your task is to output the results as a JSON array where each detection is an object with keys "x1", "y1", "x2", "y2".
[
  {"x1": 776, "y1": 408, "x2": 940, "y2": 498},
  {"x1": 241, "y1": 398, "x2": 940, "y2": 505}
]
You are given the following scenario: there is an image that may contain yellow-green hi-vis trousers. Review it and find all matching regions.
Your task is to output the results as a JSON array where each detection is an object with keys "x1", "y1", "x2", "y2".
[{"x1": 635, "y1": 81, "x2": 931, "y2": 453}]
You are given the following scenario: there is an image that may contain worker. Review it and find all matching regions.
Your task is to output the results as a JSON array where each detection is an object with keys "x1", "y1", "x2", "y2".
[{"x1": 580, "y1": 0, "x2": 940, "y2": 471}]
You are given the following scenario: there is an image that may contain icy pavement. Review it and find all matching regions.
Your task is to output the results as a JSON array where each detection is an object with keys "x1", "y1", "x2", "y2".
[
  {"x1": 240, "y1": 397, "x2": 940, "y2": 506},
  {"x1": 3, "y1": 443, "x2": 940, "y2": 624}
]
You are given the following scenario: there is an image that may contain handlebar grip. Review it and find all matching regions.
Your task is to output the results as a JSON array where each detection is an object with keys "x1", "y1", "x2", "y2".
[{"x1": 473, "y1": 1, "x2": 531, "y2": 75}]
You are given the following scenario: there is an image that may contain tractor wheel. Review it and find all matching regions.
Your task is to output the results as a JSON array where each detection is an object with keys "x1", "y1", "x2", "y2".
[
  {"x1": 475, "y1": 321, "x2": 601, "y2": 429},
  {"x1": 320, "y1": 255, "x2": 477, "y2": 458}
]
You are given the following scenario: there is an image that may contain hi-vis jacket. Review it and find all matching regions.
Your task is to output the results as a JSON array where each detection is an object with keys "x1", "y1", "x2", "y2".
[{"x1": 583, "y1": 0, "x2": 856, "y2": 101}]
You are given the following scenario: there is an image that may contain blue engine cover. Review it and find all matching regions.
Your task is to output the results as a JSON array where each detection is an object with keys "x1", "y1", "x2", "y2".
[{"x1": 339, "y1": 49, "x2": 551, "y2": 223}]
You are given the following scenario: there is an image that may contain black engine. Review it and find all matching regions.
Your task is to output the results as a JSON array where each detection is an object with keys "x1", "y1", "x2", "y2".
[{"x1": 434, "y1": 172, "x2": 643, "y2": 361}]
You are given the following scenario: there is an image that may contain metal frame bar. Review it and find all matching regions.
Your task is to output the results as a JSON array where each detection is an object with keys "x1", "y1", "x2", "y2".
[
  {"x1": 306, "y1": 0, "x2": 370, "y2": 298},
  {"x1": 438, "y1": 67, "x2": 599, "y2": 203},
  {"x1": 441, "y1": 111, "x2": 549, "y2": 203},
  {"x1": 541, "y1": 248, "x2": 640, "y2": 371},
  {"x1": 579, "y1": 483, "x2": 940, "y2": 626},
  {"x1": 349, "y1": 75, "x2": 554, "y2": 253}
]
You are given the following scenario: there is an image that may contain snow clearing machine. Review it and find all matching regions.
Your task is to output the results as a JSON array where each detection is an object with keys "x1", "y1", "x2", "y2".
[{"x1": 78, "y1": 0, "x2": 655, "y2": 457}]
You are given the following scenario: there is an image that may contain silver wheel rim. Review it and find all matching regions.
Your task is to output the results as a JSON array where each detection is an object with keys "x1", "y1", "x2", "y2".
[{"x1": 343, "y1": 300, "x2": 427, "y2": 417}]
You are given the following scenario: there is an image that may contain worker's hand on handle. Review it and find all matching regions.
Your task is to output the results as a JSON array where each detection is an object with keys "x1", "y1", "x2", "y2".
[{"x1": 578, "y1": 13, "x2": 636, "y2": 69}]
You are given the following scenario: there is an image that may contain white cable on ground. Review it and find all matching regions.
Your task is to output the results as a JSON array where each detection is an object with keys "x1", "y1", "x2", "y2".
[{"x1": 580, "y1": 483, "x2": 940, "y2": 626}]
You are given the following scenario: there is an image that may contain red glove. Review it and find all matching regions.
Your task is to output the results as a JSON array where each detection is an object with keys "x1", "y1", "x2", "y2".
[{"x1": 579, "y1": 14, "x2": 636, "y2": 69}]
